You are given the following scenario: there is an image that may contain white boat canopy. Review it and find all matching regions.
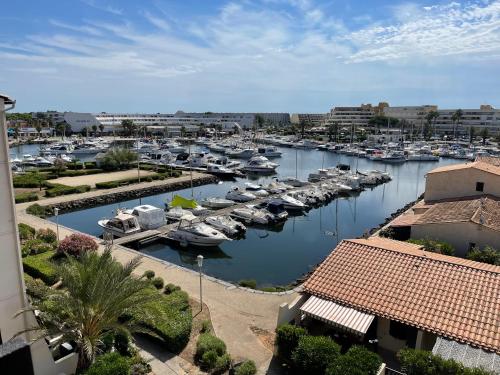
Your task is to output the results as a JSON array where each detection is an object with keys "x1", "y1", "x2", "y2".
[{"x1": 300, "y1": 295, "x2": 375, "y2": 337}]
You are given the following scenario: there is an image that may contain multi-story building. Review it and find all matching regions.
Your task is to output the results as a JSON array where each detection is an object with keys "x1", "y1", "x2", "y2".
[
  {"x1": 383, "y1": 105, "x2": 437, "y2": 128},
  {"x1": 434, "y1": 105, "x2": 500, "y2": 136},
  {"x1": 325, "y1": 104, "x2": 377, "y2": 129},
  {"x1": 290, "y1": 113, "x2": 327, "y2": 126}
]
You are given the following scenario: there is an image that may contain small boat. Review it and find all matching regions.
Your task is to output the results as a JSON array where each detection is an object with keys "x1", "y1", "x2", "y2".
[
  {"x1": 98, "y1": 212, "x2": 142, "y2": 238},
  {"x1": 242, "y1": 156, "x2": 278, "y2": 173},
  {"x1": 201, "y1": 197, "x2": 235, "y2": 209},
  {"x1": 166, "y1": 195, "x2": 209, "y2": 216},
  {"x1": 160, "y1": 142, "x2": 186, "y2": 154},
  {"x1": 226, "y1": 187, "x2": 256, "y2": 202},
  {"x1": 123, "y1": 204, "x2": 166, "y2": 230},
  {"x1": 256, "y1": 146, "x2": 282, "y2": 158},
  {"x1": 250, "y1": 201, "x2": 288, "y2": 222},
  {"x1": 279, "y1": 177, "x2": 310, "y2": 187},
  {"x1": 165, "y1": 206, "x2": 196, "y2": 222},
  {"x1": 168, "y1": 216, "x2": 230, "y2": 247},
  {"x1": 205, "y1": 164, "x2": 241, "y2": 178},
  {"x1": 226, "y1": 148, "x2": 256, "y2": 159},
  {"x1": 380, "y1": 151, "x2": 406, "y2": 163},
  {"x1": 230, "y1": 207, "x2": 271, "y2": 225},
  {"x1": 244, "y1": 182, "x2": 269, "y2": 197},
  {"x1": 269, "y1": 195, "x2": 306, "y2": 211},
  {"x1": 205, "y1": 215, "x2": 246, "y2": 236}
]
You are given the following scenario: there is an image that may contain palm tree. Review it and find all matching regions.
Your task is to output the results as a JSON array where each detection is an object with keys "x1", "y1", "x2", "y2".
[
  {"x1": 34, "y1": 119, "x2": 42, "y2": 138},
  {"x1": 451, "y1": 109, "x2": 463, "y2": 140},
  {"x1": 424, "y1": 111, "x2": 439, "y2": 140},
  {"x1": 98, "y1": 124, "x2": 104, "y2": 135},
  {"x1": 17, "y1": 249, "x2": 160, "y2": 370},
  {"x1": 91, "y1": 125, "x2": 98, "y2": 136}
]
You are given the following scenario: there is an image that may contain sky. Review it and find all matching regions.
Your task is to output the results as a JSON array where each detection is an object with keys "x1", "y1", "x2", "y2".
[{"x1": 1, "y1": 0, "x2": 500, "y2": 113}]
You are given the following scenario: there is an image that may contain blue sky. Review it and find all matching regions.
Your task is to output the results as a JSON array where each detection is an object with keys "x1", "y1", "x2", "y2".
[{"x1": 1, "y1": 0, "x2": 499, "y2": 113}]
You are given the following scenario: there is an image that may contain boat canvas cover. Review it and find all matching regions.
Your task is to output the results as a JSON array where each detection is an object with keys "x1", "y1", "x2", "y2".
[
  {"x1": 170, "y1": 195, "x2": 198, "y2": 209},
  {"x1": 300, "y1": 295, "x2": 374, "y2": 336}
]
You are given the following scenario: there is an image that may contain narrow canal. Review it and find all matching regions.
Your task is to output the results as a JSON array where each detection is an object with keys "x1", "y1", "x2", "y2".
[{"x1": 47, "y1": 146, "x2": 461, "y2": 287}]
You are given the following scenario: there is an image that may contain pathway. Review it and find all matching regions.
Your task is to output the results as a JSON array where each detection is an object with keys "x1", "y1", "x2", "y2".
[{"x1": 49, "y1": 169, "x2": 156, "y2": 187}]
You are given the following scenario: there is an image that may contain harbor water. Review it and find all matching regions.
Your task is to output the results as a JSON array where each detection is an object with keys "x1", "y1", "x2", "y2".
[{"x1": 48, "y1": 146, "x2": 461, "y2": 287}]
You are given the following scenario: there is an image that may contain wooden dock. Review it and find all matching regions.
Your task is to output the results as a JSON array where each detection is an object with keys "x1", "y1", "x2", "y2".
[{"x1": 112, "y1": 229, "x2": 162, "y2": 246}]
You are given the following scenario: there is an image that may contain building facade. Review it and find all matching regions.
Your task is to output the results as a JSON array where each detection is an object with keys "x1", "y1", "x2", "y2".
[
  {"x1": 290, "y1": 113, "x2": 327, "y2": 126},
  {"x1": 434, "y1": 105, "x2": 500, "y2": 136}
]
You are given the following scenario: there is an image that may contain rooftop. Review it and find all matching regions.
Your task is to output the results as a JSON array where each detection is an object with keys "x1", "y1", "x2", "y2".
[
  {"x1": 427, "y1": 160, "x2": 500, "y2": 176},
  {"x1": 303, "y1": 237, "x2": 500, "y2": 353}
]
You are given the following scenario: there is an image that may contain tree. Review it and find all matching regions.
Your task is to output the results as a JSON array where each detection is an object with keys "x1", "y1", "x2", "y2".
[
  {"x1": 53, "y1": 158, "x2": 67, "y2": 177},
  {"x1": 423, "y1": 111, "x2": 439, "y2": 140},
  {"x1": 479, "y1": 128, "x2": 489, "y2": 145},
  {"x1": 80, "y1": 127, "x2": 88, "y2": 137},
  {"x1": 121, "y1": 119, "x2": 136, "y2": 137},
  {"x1": 91, "y1": 125, "x2": 98, "y2": 136},
  {"x1": 451, "y1": 109, "x2": 463, "y2": 140},
  {"x1": 17, "y1": 249, "x2": 161, "y2": 370},
  {"x1": 469, "y1": 126, "x2": 476, "y2": 144},
  {"x1": 327, "y1": 122, "x2": 339, "y2": 142},
  {"x1": 34, "y1": 119, "x2": 42, "y2": 138},
  {"x1": 180, "y1": 125, "x2": 186, "y2": 138},
  {"x1": 98, "y1": 124, "x2": 104, "y2": 135},
  {"x1": 100, "y1": 148, "x2": 138, "y2": 171}
]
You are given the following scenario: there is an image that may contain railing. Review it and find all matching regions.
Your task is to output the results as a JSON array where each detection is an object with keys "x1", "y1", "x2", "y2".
[{"x1": 386, "y1": 368, "x2": 407, "y2": 375}]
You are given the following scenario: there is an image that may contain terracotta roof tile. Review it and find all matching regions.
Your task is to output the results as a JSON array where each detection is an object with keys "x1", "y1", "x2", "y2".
[
  {"x1": 427, "y1": 160, "x2": 500, "y2": 176},
  {"x1": 475, "y1": 156, "x2": 500, "y2": 167},
  {"x1": 413, "y1": 196, "x2": 500, "y2": 232},
  {"x1": 303, "y1": 237, "x2": 500, "y2": 353}
]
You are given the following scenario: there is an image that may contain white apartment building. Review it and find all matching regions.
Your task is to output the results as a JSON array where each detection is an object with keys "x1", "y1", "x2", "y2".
[
  {"x1": 290, "y1": 113, "x2": 327, "y2": 126},
  {"x1": 434, "y1": 105, "x2": 500, "y2": 136},
  {"x1": 383, "y1": 105, "x2": 437, "y2": 127},
  {"x1": 326, "y1": 104, "x2": 378, "y2": 129}
]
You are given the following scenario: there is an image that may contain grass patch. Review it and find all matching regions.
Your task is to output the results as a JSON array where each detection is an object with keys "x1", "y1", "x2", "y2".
[
  {"x1": 131, "y1": 289, "x2": 192, "y2": 353},
  {"x1": 22, "y1": 250, "x2": 58, "y2": 285},
  {"x1": 238, "y1": 279, "x2": 257, "y2": 289},
  {"x1": 15, "y1": 192, "x2": 39, "y2": 204},
  {"x1": 44, "y1": 183, "x2": 91, "y2": 197}
]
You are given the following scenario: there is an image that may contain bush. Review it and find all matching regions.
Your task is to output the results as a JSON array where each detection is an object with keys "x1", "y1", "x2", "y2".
[
  {"x1": 55, "y1": 169, "x2": 103, "y2": 177},
  {"x1": 291, "y1": 335, "x2": 341, "y2": 374},
  {"x1": 235, "y1": 360, "x2": 257, "y2": 375},
  {"x1": 22, "y1": 251, "x2": 57, "y2": 285},
  {"x1": 95, "y1": 173, "x2": 170, "y2": 189},
  {"x1": 57, "y1": 233, "x2": 98, "y2": 257},
  {"x1": 275, "y1": 324, "x2": 307, "y2": 359},
  {"x1": 407, "y1": 238, "x2": 455, "y2": 255},
  {"x1": 164, "y1": 283, "x2": 181, "y2": 295},
  {"x1": 196, "y1": 333, "x2": 227, "y2": 358},
  {"x1": 151, "y1": 277, "x2": 164, "y2": 290},
  {"x1": 196, "y1": 333, "x2": 229, "y2": 372},
  {"x1": 201, "y1": 350, "x2": 219, "y2": 371},
  {"x1": 200, "y1": 320, "x2": 211, "y2": 333},
  {"x1": 143, "y1": 270, "x2": 155, "y2": 280},
  {"x1": 15, "y1": 192, "x2": 39, "y2": 204},
  {"x1": 18, "y1": 223, "x2": 36, "y2": 241},
  {"x1": 24, "y1": 274, "x2": 50, "y2": 300},
  {"x1": 100, "y1": 148, "x2": 138, "y2": 171},
  {"x1": 131, "y1": 289, "x2": 192, "y2": 353},
  {"x1": 13, "y1": 172, "x2": 47, "y2": 188},
  {"x1": 36, "y1": 228, "x2": 57, "y2": 244},
  {"x1": 466, "y1": 246, "x2": 499, "y2": 265},
  {"x1": 327, "y1": 345, "x2": 382, "y2": 375},
  {"x1": 26, "y1": 203, "x2": 53, "y2": 218},
  {"x1": 98, "y1": 331, "x2": 115, "y2": 354},
  {"x1": 214, "y1": 353, "x2": 231, "y2": 374},
  {"x1": 44, "y1": 183, "x2": 91, "y2": 197},
  {"x1": 114, "y1": 329, "x2": 130, "y2": 356},
  {"x1": 398, "y1": 348, "x2": 493, "y2": 375},
  {"x1": 85, "y1": 352, "x2": 130, "y2": 375},
  {"x1": 238, "y1": 279, "x2": 257, "y2": 289},
  {"x1": 22, "y1": 239, "x2": 54, "y2": 257}
]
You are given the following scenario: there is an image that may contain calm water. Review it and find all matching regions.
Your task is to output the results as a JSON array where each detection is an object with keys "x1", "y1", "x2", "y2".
[
  {"x1": 10, "y1": 143, "x2": 95, "y2": 162},
  {"x1": 48, "y1": 147, "x2": 460, "y2": 287}
]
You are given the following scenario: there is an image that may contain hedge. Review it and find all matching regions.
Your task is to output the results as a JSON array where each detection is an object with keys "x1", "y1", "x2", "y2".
[
  {"x1": 275, "y1": 324, "x2": 307, "y2": 359},
  {"x1": 44, "y1": 183, "x2": 91, "y2": 197},
  {"x1": 95, "y1": 173, "x2": 173, "y2": 189},
  {"x1": 24, "y1": 273, "x2": 50, "y2": 300},
  {"x1": 22, "y1": 251, "x2": 58, "y2": 285},
  {"x1": 398, "y1": 348, "x2": 493, "y2": 375},
  {"x1": 15, "y1": 192, "x2": 39, "y2": 204},
  {"x1": 85, "y1": 352, "x2": 130, "y2": 375},
  {"x1": 196, "y1": 333, "x2": 230, "y2": 373},
  {"x1": 327, "y1": 345, "x2": 382, "y2": 375},
  {"x1": 407, "y1": 238, "x2": 454, "y2": 255},
  {"x1": 235, "y1": 360, "x2": 257, "y2": 375},
  {"x1": 13, "y1": 172, "x2": 48, "y2": 188},
  {"x1": 131, "y1": 289, "x2": 192, "y2": 353},
  {"x1": 26, "y1": 203, "x2": 53, "y2": 218},
  {"x1": 55, "y1": 169, "x2": 104, "y2": 177},
  {"x1": 291, "y1": 335, "x2": 341, "y2": 374},
  {"x1": 21, "y1": 239, "x2": 54, "y2": 257},
  {"x1": 18, "y1": 223, "x2": 36, "y2": 241}
]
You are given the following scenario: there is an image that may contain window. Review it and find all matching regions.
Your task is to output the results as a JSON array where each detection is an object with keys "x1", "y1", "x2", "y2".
[{"x1": 476, "y1": 182, "x2": 484, "y2": 192}]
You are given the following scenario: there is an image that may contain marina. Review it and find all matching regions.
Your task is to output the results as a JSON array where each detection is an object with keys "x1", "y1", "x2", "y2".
[{"x1": 45, "y1": 144, "x2": 462, "y2": 288}]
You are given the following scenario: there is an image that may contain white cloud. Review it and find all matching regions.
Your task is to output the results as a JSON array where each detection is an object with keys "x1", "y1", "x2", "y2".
[
  {"x1": 49, "y1": 19, "x2": 103, "y2": 36},
  {"x1": 142, "y1": 11, "x2": 170, "y2": 32},
  {"x1": 80, "y1": 0, "x2": 123, "y2": 15}
]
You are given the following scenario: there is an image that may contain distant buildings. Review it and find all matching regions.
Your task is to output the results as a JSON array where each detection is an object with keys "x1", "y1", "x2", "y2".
[{"x1": 290, "y1": 113, "x2": 327, "y2": 126}]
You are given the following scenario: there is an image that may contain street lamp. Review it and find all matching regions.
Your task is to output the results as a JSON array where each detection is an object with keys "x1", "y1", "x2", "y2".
[
  {"x1": 197, "y1": 255, "x2": 204, "y2": 311},
  {"x1": 54, "y1": 207, "x2": 60, "y2": 243}
]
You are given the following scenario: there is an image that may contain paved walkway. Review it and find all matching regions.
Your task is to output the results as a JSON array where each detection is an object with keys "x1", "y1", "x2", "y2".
[
  {"x1": 16, "y1": 183, "x2": 299, "y2": 374},
  {"x1": 49, "y1": 169, "x2": 156, "y2": 187}
]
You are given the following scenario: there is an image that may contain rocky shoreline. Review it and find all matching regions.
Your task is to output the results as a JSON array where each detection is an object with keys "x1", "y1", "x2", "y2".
[{"x1": 48, "y1": 175, "x2": 218, "y2": 213}]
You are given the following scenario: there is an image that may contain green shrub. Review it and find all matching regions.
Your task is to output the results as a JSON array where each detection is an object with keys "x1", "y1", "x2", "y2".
[
  {"x1": 26, "y1": 203, "x2": 53, "y2": 218},
  {"x1": 85, "y1": 352, "x2": 130, "y2": 375},
  {"x1": 235, "y1": 360, "x2": 257, "y2": 375},
  {"x1": 196, "y1": 333, "x2": 227, "y2": 358},
  {"x1": 201, "y1": 350, "x2": 218, "y2": 371},
  {"x1": 398, "y1": 348, "x2": 493, "y2": 375},
  {"x1": 22, "y1": 239, "x2": 54, "y2": 257},
  {"x1": 214, "y1": 353, "x2": 231, "y2": 374},
  {"x1": 100, "y1": 148, "x2": 138, "y2": 171},
  {"x1": 55, "y1": 168, "x2": 103, "y2": 177},
  {"x1": 22, "y1": 251, "x2": 57, "y2": 285},
  {"x1": 114, "y1": 329, "x2": 130, "y2": 356},
  {"x1": 327, "y1": 345, "x2": 382, "y2": 375},
  {"x1": 143, "y1": 270, "x2": 155, "y2": 280},
  {"x1": 238, "y1": 279, "x2": 257, "y2": 289},
  {"x1": 15, "y1": 192, "x2": 39, "y2": 204},
  {"x1": 407, "y1": 238, "x2": 455, "y2": 255},
  {"x1": 291, "y1": 335, "x2": 341, "y2": 374},
  {"x1": 200, "y1": 320, "x2": 211, "y2": 333},
  {"x1": 24, "y1": 274, "x2": 50, "y2": 300},
  {"x1": 131, "y1": 289, "x2": 192, "y2": 353},
  {"x1": 275, "y1": 324, "x2": 307, "y2": 359},
  {"x1": 152, "y1": 277, "x2": 164, "y2": 290},
  {"x1": 44, "y1": 183, "x2": 91, "y2": 197},
  {"x1": 36, "y1": 228, "x2": 57, "y2": 244},
  {"x1": 466, "y1": 246, "x2": 499, "y2": 265},
  {"x1": 164, "y1": 283, "x2": 181, "y2": 295},
  {"x1": 13, "y1": 172, "x2": 47, "y2": 188},
  {"x1": 99, "y1": 331, "x2": 115, "y2": 354},
  {"x1": 18, "y1": 223, "x2": 36, "y2": 241},
  {"x1": 95, "y1": 173, "x2": 170, "y2": 189}
]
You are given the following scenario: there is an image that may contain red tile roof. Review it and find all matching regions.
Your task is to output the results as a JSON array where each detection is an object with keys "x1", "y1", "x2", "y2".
[
  {"x1": 475, "y1": 156, "x2": 500, "y2": 167},
  {"x1": 413, "y1": 196, "x2": 500, "y2": 232},
  {"x1": 304, "y1": 237, "x2": 500, "y2": 353},
  {"x1": 427, "y1": 161, "x2": 500, "y2": 176}
]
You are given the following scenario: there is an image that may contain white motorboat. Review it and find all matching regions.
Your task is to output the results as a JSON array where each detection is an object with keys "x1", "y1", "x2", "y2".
[
  {"x1": 264, "y1": 181, "x2": 293, "y2": 194},
  {"x1": 381, "y1": 151, "x2": 406, "y2": 163},
  {"x1": 166, "y1": 195, "x2": 209, "y2": 216},
  {"x1": 242, "y1": 156, "x2": 278, "y2": 173},
  {"x1": 226, "y1": 148, "x2": 256, "y2": 159},
  {"x1": 269, "y1": 195, "x2": 306, "y2": 211},
  {"x1": 230, "y1": 207, "x2": 271, "y2": 225},
  {"x1": 293, "y1": 140, "x2": 317, "y2": 149},
  {"x1": 124, "y1": 204, "x2": 166, "y2": 230},
  {"x1": 98, "y1": 212, "x2": 142, "y2": 238},
  {"x1": 201, "y1": 197, "x2": 235, "y2": 209},
  {"x1": 244, "y1": 182, "x2": 269, "y2": 197},
  {"x1": 161, "y1": 142, "x2": 186, "y2": 154},
  {"x1": 39, "y1": 143, "x2": 74, "y2": 155},
  {"x1": 205, "y1": 164, "x2": 241, "y2": 178},
  {"x1": 168, "y1": 216, "x2": 230, "y2": 247},
  {"x1": 147, "y1": 150, "x2": 175, "y2": 164},
  {"x1": 226, "y1": 187, "x2": 256, "y2": 202},
  {"x1": 279, "y1": 177, "x2": 310, "y2": 187},
  {"x1": 205, "y1": 215, "x2": 246, "y2": 237},
  {"x1": 165, "y1": 206, "x2": 196, "y2": 222},
  {"x1": 249, "y1": 201, "x2": 288, "y2": 222},
  {"x1": 256, "y1": 146, "x2": 282, "y2": 158},
  {"x1": 407, "y1": 150, "x2": 439, "y2": 161}
]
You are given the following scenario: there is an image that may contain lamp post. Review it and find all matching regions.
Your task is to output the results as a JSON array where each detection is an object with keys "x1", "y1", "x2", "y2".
[
  {"x1": 197, "y1": 254, "x2": 204, "y2": 311},
  {"x1": 54, "y1": 207, "x2": 60, "y2": 243}
]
